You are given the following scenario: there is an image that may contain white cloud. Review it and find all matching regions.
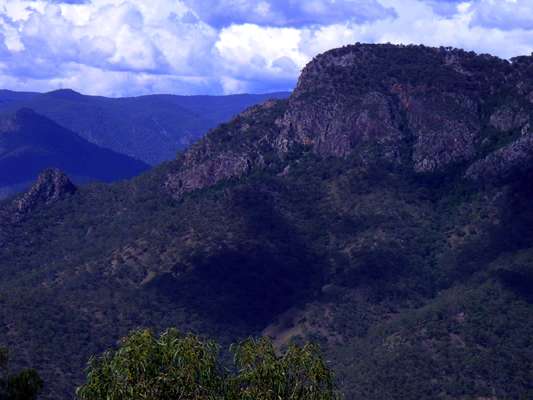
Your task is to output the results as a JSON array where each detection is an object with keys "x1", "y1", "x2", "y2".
[
  {"x1": 215, "y1": 24, "x2": 305, "y2": 75},
  {"x1": 183, "y1": 0, "x2": 396, "y2": 28},
  {"x1": 469, "y1": 0, "x2": 533, "y2": 30},
  {"x1": 0, "y1": 0, "x2": 532, "y2": 96}
]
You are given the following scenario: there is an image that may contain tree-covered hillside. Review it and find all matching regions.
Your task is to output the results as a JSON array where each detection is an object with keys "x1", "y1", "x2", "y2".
[
  {"x1": 0, "y1": 90, "x2": 290, "y2": 165},
  {"x1": 0, "y1": 109, "x2": 149, "y2": 198},
  {"x1": 0, "y1": 44, "x2": 532, "y2": 399}
]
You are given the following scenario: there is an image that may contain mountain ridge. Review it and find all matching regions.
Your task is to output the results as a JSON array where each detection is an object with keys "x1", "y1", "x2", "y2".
[
  {"x1": 0, "y1": 108, "x2": 149, "y2": 197},
  {"x1": 165, "y1": 43, "x2": 533, "y2": 199},
  {"x1": 0, "y1": 43, "x2": 532, "y2": 400},
  {"x1": 0, "y1": 89, "x2": 291, "y2": 165}
]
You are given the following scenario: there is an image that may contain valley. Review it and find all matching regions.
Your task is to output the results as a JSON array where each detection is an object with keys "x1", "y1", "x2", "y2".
[{"x1": 0, "y1": 44, "x2": 532, "y2": 400}]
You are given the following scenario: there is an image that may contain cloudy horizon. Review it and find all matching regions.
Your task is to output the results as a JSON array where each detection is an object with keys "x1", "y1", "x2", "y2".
[{"x1": 1, "y1": 0, "x2": 532, "y2": 97}]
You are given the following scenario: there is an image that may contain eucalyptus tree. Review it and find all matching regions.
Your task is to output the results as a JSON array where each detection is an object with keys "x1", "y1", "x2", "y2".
[{"x1": 77, "y1": 329, "x2": 340, "y2": 400}]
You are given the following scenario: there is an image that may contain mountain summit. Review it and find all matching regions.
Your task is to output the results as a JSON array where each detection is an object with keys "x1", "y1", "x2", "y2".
[
  {"x1": 15, "y1": 168, "x2": 76, "y2": 215},
  {"x1": 0, "y1": 44, "x2": 532, "y2": 400},
  {"x1": 167, "y1": 43, "x2": 533, "y2": 198}
]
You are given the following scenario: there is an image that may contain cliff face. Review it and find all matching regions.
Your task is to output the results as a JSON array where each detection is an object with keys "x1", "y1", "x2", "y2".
[
  {"x1": 2, "y1": 44, "x2": 533, "y2": 400},
  {"x1": 165, "y1": 100, "x2": 287, "y2": 197},
  {"x1": 167, "y1": 44, "x2": 533, "y2": 197}
]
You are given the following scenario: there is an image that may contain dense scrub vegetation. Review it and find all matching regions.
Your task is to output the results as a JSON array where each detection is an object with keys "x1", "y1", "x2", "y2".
[
  {"x1": 0, "y1": 44, "x2": 532, "y2": 399},
  {"x1": 1, "y1": 152, "x2": 531, "y2": 399}
]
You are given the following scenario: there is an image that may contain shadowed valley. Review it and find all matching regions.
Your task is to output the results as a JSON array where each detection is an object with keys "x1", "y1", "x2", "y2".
[{"x1": 0, "y1": 44, "x2": 532, "y2": 400}]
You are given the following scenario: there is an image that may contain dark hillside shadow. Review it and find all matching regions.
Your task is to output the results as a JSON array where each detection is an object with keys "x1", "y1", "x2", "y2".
[{"x1": 146, "y1": 181, "x2": 323, "y2": 328}]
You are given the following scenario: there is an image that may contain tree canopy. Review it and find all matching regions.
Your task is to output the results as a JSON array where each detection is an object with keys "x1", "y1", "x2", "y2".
[
  {"x1": 0, "y1": 348, "x2": 43, "y2": 400},
  {"x1": 77, "y1": 329, "x2": 339, "y2": 400}
]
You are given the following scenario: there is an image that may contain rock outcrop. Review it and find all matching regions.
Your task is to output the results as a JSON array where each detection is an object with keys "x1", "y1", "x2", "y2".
[
  {"x1": 165, "y1": 100, "x2": 285, "y2": 197},
  {"x1": 4, "y1": 44, "x2": 533, "y2": 400},
  {"x1": 166, "y1": 44, "x2": 533, "y2": 198},
  {"x1": 15, "y1": 168, "x2": 76, "y2": 215},
  {"x1": 466, "y1": 131, "x2": 533, "y2": 185}
]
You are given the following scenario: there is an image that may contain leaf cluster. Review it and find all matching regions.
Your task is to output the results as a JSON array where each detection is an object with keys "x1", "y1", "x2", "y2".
[{"x1": 77, "y1": 329, "x2": 340, "y2": 400}]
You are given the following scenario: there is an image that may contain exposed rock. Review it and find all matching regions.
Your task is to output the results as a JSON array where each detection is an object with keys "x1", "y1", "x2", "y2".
[
  {"x1": 6, "y1": 44, "x2": 533, "y2": 400},
  {"x1": 277, "y1": 90, "x2": 404, "y2": 160},
  {"x1": 165, "y1": 43, "x2": 533, "y2": 197},
  {"x1": 15, "y1": 168, "x2": 76, "y2": 214},
  {"x1": 466, "y1": 132, "x2": 533, "y2": 185},
  {"x1": 391, "y1": 86, "x2": 480, "y2": 173},
  {"x1": 489, "y1": 104, "x2": 529, "y2": 133},
  {"x1": 276, "y1": 44, "x2": 498, "y2": 173},
  {"x1": 165, "y1": 100, "x2": 283, "y2": 198},
  {"x1": 166, "y1": 152, "x2": 254, "y2": 196}
]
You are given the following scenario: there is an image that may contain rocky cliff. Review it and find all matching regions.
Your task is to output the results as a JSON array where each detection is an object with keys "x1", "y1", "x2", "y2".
[
  {"x1": 167, "y1": 44, "x2": 533, "y2": 197},
  {"x1": 15, "y1": 168, "x2": 76, "y2": 215},
  {"x1": 1, "y1": 44, "x2": 532, "y2": 400}
]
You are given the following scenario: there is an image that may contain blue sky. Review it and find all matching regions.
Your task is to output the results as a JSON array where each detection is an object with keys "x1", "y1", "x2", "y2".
[{"x1": 1, "y1": 0, "x2": 533, "y2": 96}]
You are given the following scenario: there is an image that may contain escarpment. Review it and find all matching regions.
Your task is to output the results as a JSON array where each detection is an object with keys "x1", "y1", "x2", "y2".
[
  {"x1": 165, "y1": 100, "x2": 287, "y2": 197},
  {"x1": 3, "y1": 44, "x2": 533, "y2": 400},
  {"x1": 166, "y1": 44, "x2": 533, "y2": 198}
]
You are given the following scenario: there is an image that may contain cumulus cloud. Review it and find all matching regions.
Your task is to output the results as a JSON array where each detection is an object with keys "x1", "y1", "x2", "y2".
[
  {"x1": 48, "y1": 0, "x2": 89, "y2": 3},
  {"x1": 184, "y1": 0, "x2": 396, "y2": 28},
  {"x1": 421, "y1": 0, "x2": 533, "y2": 28},
  {"x1": 468, "y1": 0, "x2": 533, "y2": 30},
  {"x1": 0, "y1": 0, "x2": 532, "y2": 96},
  {"x1": 419, "y1": 0, "x2": 466, "y2": 16}
]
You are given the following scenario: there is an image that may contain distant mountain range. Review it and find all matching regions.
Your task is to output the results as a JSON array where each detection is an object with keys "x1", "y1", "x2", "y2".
[
  {"x1": 0, "y1": 108, "x2": 149, "y2": 198},
  {"x1": 0, "y1": 89, "x2": 290, "y2": 165},
  {"x1": 1, "y1": 44, "x2": 532, "y2": 400}
]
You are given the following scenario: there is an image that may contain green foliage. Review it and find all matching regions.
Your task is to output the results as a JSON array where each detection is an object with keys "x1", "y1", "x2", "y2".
[
  {"x1": 2, "y1": 149, "x2": 532, "y2": 399},
  {"x1": 229, "y1": 337, "x2": 338, "y2": 400},
  {"x1": 77, "y1": 329, "x2": 222, "y2": 400},
  {"x1": 77, "y1": 329, "x2": 339, "y2": 400},
  {"x1": 5, "y1": 370, "x2": 43, "y2": 400},
  {"x1": 2, "y1": 45, "x2": 533, "y2": 400},
  {"x1": 0, "y1": 348, "x2": 43, "y2": 400},
  {"x1": 333, "y1": 279, "x2": 533, "y2": 400}
]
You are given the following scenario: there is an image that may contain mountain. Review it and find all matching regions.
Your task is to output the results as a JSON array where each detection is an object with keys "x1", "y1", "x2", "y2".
[
  {"x1": 0, "y1": 89, "x2": 37, "y2": 107},
  {"x1": 0, "y1": 108, "x2": 149, "y2": 197},
  {"x1": 0, "y1": 90, "x2": 290, "y2": 165},
  {"x1": 1, "y1": 44, "x2": 532, "y2": 400}
]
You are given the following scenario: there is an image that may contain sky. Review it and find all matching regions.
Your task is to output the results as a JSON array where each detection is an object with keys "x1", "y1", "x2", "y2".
[{"x1": 0, "y1": 0, "x2": 532, "y2": 96}]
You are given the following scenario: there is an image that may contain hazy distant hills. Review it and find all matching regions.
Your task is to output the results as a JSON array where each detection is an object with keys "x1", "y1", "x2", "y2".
[
  {"x1": 1, "y1": 45, "x2": 532, "y2": 400},
  {"x1": 0, "y1": 89, "x2": 290, "y2": 165},
  {"x1": 0, "y1": 89, "x2": 36, "y2": 106},
  {"x1": 0, "y1": 108, "x2": 149, "y2": 197}
]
